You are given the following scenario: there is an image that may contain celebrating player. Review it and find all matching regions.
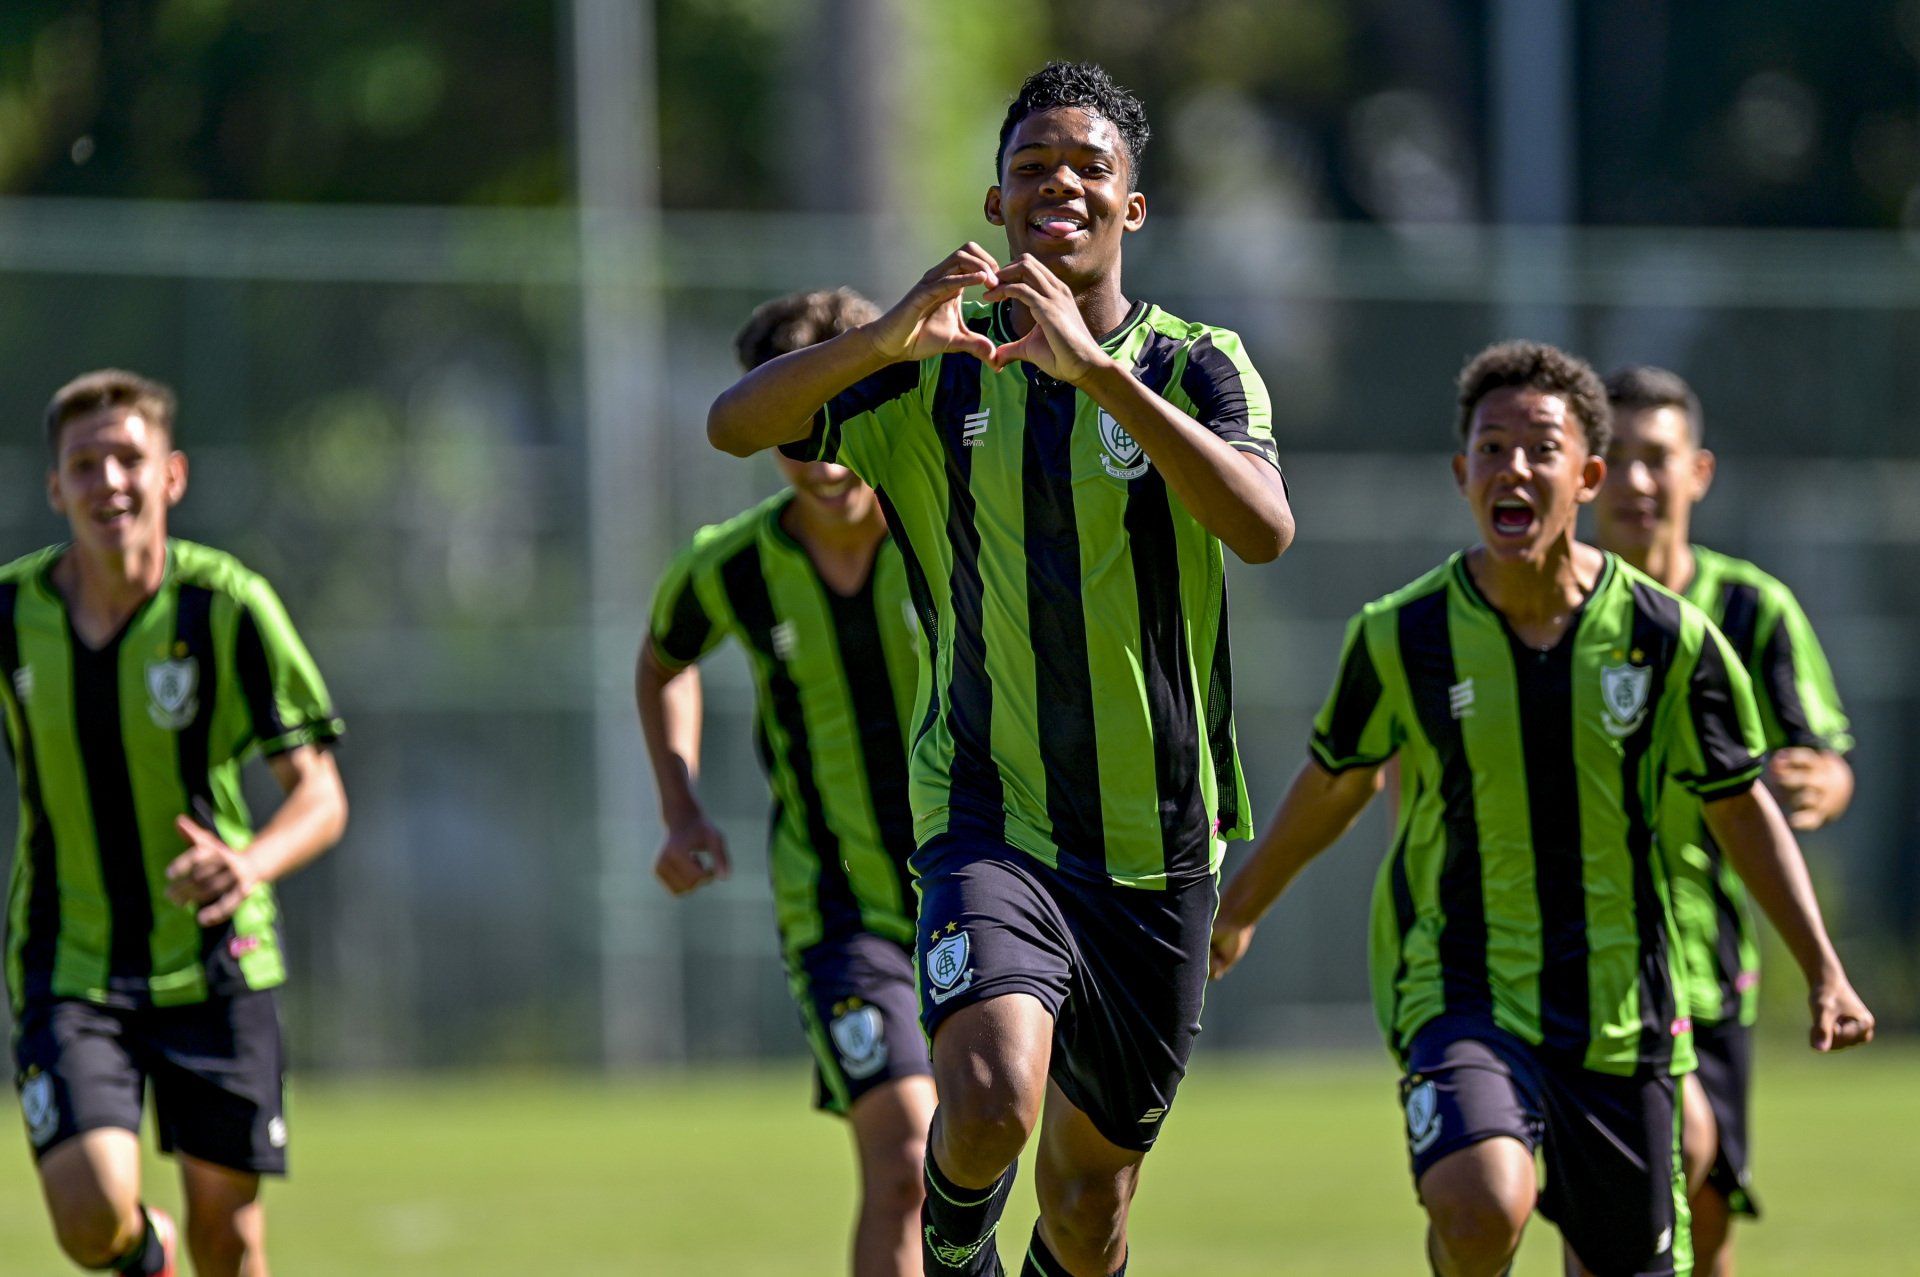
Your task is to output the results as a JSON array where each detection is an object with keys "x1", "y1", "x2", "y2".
[
  {"x1": 3, "y1": 371, "x2": 349, "y2": 1277},
  {"x1": 1209, "y1": 342, "x2": 1871, "y2": 1277},
  {"x1": 1594, "y1": 365, "x2": 1854, "y2": 1274},
  {"x1": 707, "y1": 63, "x2": 1291, "y2": 1277},
  {"x1": 640, "y1": 289, "x2": 934, "y2": 1277}
]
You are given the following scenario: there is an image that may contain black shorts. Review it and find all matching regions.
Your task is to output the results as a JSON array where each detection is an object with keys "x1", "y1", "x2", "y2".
[
  {"x1": 1692, "y1": 1018, "x2": 1759, "y2": 1217},
  {"x1": 789, "y1": 930, "x2": 930, "y2": 1116},
  {"x1": 912, "y1": 834, "x2": 1216, "y2": 1152},
  {"x1": 11, "y1": 992, "x2": 288, "y2": 1175},
  {"x1": 1400, "y1": 1017, "x2": 1686, "y2": 1277}
]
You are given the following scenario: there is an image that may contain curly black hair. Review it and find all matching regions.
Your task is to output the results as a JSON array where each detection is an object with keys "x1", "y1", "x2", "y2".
[
  {"x1": 732, "y1": 288, "x2": 880, "y2": 372},
  {"x1": 1455, "y1": 340, "x2": 1611, "y2": 455},
  {"x1": 996, "y1": 61, "x2": 1150, "y2": 189}
]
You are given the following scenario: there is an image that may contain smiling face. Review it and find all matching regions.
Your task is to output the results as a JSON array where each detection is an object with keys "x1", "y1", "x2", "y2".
[
  {"x1": 1454, "y1": 386, "x2": 1605, "y2": 564},
  {"x1": 1594, "y1": 405, "x2": 1714, "y2": 560},
  {"x1": 46, "y1": 408, "x2": 186, "y2": 561},
  {"x1": 986, "y1": 107, "x2": 1146, "y2": 291},
  {"x1": 774, "y1": 452, "x2": 877, "y2": 524}
]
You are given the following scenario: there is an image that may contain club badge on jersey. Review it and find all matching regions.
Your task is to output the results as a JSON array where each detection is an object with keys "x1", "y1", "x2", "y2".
[
  {"x1": 1601, "y1": 662, "x2": 1652, "y2": 738},
  {"x1": 146, "y1": 657, "x2": 200, "y2": 731},
  {"x1": 1098, "y1": 410, "x2": 1149, "y2": 480}
]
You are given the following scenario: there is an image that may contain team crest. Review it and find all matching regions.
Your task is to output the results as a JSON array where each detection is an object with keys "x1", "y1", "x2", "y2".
[
  {"x1": 146, "y1": 658, "x2": 199, "y2": 730},
  {"x1": 20, "y1": 1070, "x2": 58, "y2": 1148},
  {"x1": 1098, "y1": 410, "x2": 1149, "y2": 480},
  {"x1": 829, "y1": 1005, "x2": 889, "y2": 1080},
  {"x1": 926, "y1": 930, "x2": 973, "y2": 1004},
  {"x1": 1600, "y1": 663, "x2": 1651, "y2": 737},
  {"x1": 1405, "y1": 1078, "x2": 1441, "y2": 1155}
]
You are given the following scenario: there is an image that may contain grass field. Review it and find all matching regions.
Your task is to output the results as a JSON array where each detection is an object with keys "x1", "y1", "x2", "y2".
[{"x1": 1, "y1": 1041, "x2": 1913, "y2": 1274}]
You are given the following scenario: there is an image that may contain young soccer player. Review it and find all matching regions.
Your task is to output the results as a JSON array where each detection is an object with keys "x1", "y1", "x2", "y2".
[
  {"x1": 1594, "y1": 365, "x2": 1854, "y2": 1274},
  {"x1": 707, "y1": 63, "x2": 1291, "y2": 1277},
  {"x1": 639, "y1": 289, "x2": 934, "y2": 1277},
  {"x1": 3, "y1": 370, "x2": 349, "y2": 1277},
  {"x1": 1209, "y1": 342, "x2": 1871, "y2": 1277}
]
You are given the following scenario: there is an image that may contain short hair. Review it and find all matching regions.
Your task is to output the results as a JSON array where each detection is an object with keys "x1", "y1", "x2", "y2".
[
  {"x1": 44, "y1": 369, "x2": 178, "y2": 457},
  {"x1": 997, "y1": 61, "x2": 1150, "y2": 189},
  {"x1": 1455, "y1": 340, "x2": 1611, "y2": 456},
  {"x1": 1604, "y1": 364, "x2": 1704, "y2": 446},
  {"x1": 732, "y1": 288, "x2": 880, "y2": 372}
]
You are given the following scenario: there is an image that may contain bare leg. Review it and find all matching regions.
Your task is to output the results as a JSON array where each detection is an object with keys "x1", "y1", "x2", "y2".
[
  {"x1": 929, "y1": 994, "x2": 1053, "y2": 1188},
  {"x1": 847, "y1": 1074, "x2": 937, "y2": 1277},
  {"x1": 180, "y1": 1153, "x2": 267, "y2": 1277},
  {"x1": 37, "y1": 1127, "x2": 147, "y2": 1269},
  {"x1": 1681, "y1": 1072, "x2": 1734, "y2": 1275},
  {"x1": 1418, "y1": 1137, "x2": 1534, "y2": 1277},
  {"x1": 1031, "y1": 1081, "x2": 1143, "y2": 1277}
]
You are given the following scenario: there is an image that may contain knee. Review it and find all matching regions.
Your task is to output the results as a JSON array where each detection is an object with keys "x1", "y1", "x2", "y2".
[
  {"x1": 933, "y1": 1089, "x2": 1039, "y2": 1184},
  {"x1": 50, "y1": 1204, "x2": 141, "y2": 1270},
  {"x1": 1424, "y1": 1182, "x2": 1529, "y2": 1272}
]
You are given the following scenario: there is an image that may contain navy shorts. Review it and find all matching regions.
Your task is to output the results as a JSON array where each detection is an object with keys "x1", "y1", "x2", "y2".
[
  {"x1": 1400, "y1": 1016, "x2": 1686, "y2": 1277},
  {"x1": 789, "y1": 930, "x2": 930, "y2": 1116},
  {"x1": 1692, "y1": 1018, "x2": 1759, "y2": 1217},
  {"x1": 912, "y1": 834, "x2": 1217, "y2": 1152},
  {"x1": 11, "y1": 992, "x2": 288, "y2": 1175}
]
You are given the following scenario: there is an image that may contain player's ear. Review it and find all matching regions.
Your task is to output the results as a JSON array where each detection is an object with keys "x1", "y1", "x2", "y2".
[
  {"x1": 164, "y1": 449, "x2": 189, "y2": 506},
  {"x1": 985, "y1": 185, "x2": 1005, "y2": 227},
  {"x1": 44, "y1": 466, "x2": 61, "y2": 516},
  {"x1": 1692, "y1": 447, "x2": 1716, "y2": 500},
  {"x1": 1575, "y1": 448, "x2": 1606, "y2": 504},
  {"x1": 1450, "y1": 451, "x2": 1468, "y2": 494},
  {"x1": 1124, "y1": 189, "x2": 1147, "y2": 232}
]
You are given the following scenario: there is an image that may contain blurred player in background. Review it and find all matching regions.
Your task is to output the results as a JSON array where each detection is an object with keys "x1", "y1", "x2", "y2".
[
  {"x1": 1595, "y1": 365, "x2": 1855, "y2": 1275},
  {"x1": 638, "y1": 289, "x2": 933, "y2": 1277},
  {"x1": 3, "y1": 371, "x2": 349, "y2": 1277},
  {"x1": 1210, "y1": 342, "x2": 1872, "y2": 1277},
  {"x1": 708, "y1": 61, "x2": 1292, "y2": 1277}
]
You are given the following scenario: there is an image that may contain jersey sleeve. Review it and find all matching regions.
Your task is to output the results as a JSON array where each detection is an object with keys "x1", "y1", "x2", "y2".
[
  {"x1": 234, "y1": 577, "x2": 345, "y2": 756},
  {"x1": 1310, "y1": 614, "x2": 1398, "y2": 773},
  {"x1": 647, "y1": 544, "x2": 728, "y2": 670},
  {"x1": 1671, "y1": 621, "x2": 1766, "y2": 802},
  {"x1": 776, "y1": 360, "x2": 923, "y2": 486},
  {"x1": 1753, "y1": 589, "x2": 1853, "y2": 754},
  {"x1": 1177, "y1": 329, "x2": 1280, "y2": 472}
]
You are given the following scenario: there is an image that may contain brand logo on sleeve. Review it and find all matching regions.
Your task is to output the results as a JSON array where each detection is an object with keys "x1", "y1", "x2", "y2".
[
  {"x1": 9, "y1": 665, "x2": 30, "y2": 706},
  {"x1": 770, "y1": 620, "x2": 798, "y2": 661},
  {"x1": 145, "y1": 658, "x2": 199, "y2": 730},
  {"x1": 1098, "y1": 410, "x2": 1149, "y2": 479},
  {"x1": 1600, "y1": 663, "x2": 1652, "y2": 737}
]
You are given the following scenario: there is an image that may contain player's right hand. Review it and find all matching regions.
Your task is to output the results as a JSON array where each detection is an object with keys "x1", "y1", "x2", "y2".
[
  {"x1": 1809, "y1": 969, "x2": 1874, "y2": 1052},
  {"x1": 863, "y1": 244, "x2": 1002, "y2": 365},
  {"x1": 654, "y1": 815, "x2": 731, "y2": 896},
  {"x1": 1209, "y1": 920, "x2": 1255, "y2": 980}
]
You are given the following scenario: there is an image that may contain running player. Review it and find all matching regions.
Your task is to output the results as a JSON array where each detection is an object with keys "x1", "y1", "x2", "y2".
[
  {"x1": 706, "y1": 63, "x2": 1292, "y2": 1277},
  {"x1": 3, "y1": 370, "x2": 349, "y2": 1277},
  {"x1": 1595, "y1": 365, "x2": 1854, "y2": 1274},
  {"x1": 1210, "y1": 342, "x2": 1871, "y2": 1277},
  {"x1": 639, "y1": 289, "x2": 933, "y2": 1277}
]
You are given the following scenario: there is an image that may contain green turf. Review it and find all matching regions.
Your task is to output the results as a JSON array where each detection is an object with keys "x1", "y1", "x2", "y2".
[{"x1": 1, "y1": 1041, "x2": 1913, "y2": 1274}]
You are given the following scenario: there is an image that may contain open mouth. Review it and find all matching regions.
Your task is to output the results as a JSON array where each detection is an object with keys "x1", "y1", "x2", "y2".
[
  {"x1": 1490, "y1": 498, "x2": 1535, "y2": 537},
  {"x1": 1029, "y1": 211, "x2": 1089, "y2": 242}
]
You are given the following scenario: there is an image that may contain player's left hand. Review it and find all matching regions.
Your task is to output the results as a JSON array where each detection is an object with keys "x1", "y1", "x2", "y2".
[
  {"x1": 982, "y1": 255, "x2": 1109, "y2": 384},
  {"x1": 1208, "y1": 919, "x2": 1255, "y2": 980},
  {"x1": 165, "y1": 814, "x2": 259, "y2": 926},
  {"x1": 1768, "y1": 747, "x2": 1852, "y2": 831},
  {"x1": 1808, "y1": 968, "x2": 1874, "y2": 1052}
]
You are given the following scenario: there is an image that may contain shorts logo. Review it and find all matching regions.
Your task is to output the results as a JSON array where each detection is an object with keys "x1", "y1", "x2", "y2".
[
  {"x1": 267, "y1": 1116, "x2": 288, "y2": 1149},
  {"x1": 146, "y1": 658, "x2": 199, "y2": 730},
  {"x1": 1601, "y1": 662, "x2": 1651, "y2": 737},
  {"x1": 829, "y1": 1004, "x2": 889, "y2": 1080},
  {"x1": 1405, "y1": 1079, "x2": 1442, "y2": 1155},
  {"x1": 926, "y1": 929, "x2": 973, "y2": 1005},
  {"x1": 1138, "y1": 1105, "x2": 1167, "y2": 1126},
  {"x1": 1098, "y1": 410, "x2": 1149, "y2": 480},
  {"x1": 1655, "y1": 1226, "x2": 1672, "y2": 1256},
  {"x1": 20, "y1": 1070, "x2": 58, "y2": 1148}
]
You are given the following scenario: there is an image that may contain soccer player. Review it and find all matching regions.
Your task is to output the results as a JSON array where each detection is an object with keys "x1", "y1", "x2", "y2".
[
  {"x1": 1209, "y1": 342, "x2": 1871, "y2": 1277},
  {"x1": 639, "y1": 289, "x2": 934, "y2": 1277},
  {"x1": 1594, "y1": 365, "x2": 1854, "y2": 1274},
  {"x1": 3, "y1": 370, "x2": 349, "y2": 1277},
  {"x1": 706, "y1": 63, "x2": 1291, "y2": 1277}
]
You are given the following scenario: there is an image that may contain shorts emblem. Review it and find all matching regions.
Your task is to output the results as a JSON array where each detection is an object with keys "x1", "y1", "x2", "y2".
[
  {"x1": 1406, "y1": 1078, "x2": 1442, "y2": 1155},
  {"x1": 268, "y1": 1116, "x2": 289, "y2": 1149},
  {"x1": 829, "y1": 1005, "x2": 889, "y2": 1080},
  {"x1": 20, "y1": 1070, "x2": 58, "y2": 1148},
  {"x1": 926, "y1": 930, "x2": 973, "y2": 1005}
]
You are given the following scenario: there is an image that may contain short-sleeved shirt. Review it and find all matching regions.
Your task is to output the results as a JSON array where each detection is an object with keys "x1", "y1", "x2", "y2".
[
  {"x1": 1311, "y1": 551, "x2": 1765, "y2": 1077},
  {"x1": 0, "y1": 540, "x2": 343, "y2": 1013},
  {"x1": 648, "y1": 491, "x2": 921, "y2": 957},
  {"x1": 781, "y1": 299, "x2": 1279, "y2": 890},
  {"x1": 1665, "y1": 545, "x2": 1851, "y2": 1026}
]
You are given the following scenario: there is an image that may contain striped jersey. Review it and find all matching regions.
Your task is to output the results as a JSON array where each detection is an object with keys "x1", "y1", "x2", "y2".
[
  {"x1": 1665, "y1": 545, "x2": 1851, "y2": 1026},
  {"x1": 648, "y1": 491, "x2": 921, "y2": 956},
  {"x1": 1, "y1": 540, "x2": 343, "y2": 1012},
  {"x1": 782, "y1": 299, "x2": 1278, "y2": 889},
  {"x1": 1312, "y1": 551, "x2": 1765, "y2": 1076}
]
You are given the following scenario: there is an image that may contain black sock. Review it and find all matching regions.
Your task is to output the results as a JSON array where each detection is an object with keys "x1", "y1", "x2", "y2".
[
  {"x1": 922, "y1": 1148, "x2": 1015, "y2": 1274},
  {"x1": 1020, "y1": 1223, "x2": 1127, "y2": 1277},
  {"x1": 110, "y1": 1207, "x2": 165, "y2": 1276}
]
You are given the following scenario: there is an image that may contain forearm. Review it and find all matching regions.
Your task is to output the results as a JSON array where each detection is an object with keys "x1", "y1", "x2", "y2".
[
  {"x1": 245, "y1": 758, "x2": 347, "y2": 885},
  {"x1": 1218, "y1": 760, "x2": 1379, "y2": 927},
  {"x1": 1078, "y1": 359, "x2": 1294, "y2": 564},
  {"x1": 1704, "y1": 785, "x2": 1843, "y2": 983},
  {"x1": 707, "y1": 326, "x2": 896, "y2": 456},
  {"x1": 637, "y1": 640, "x2": 706, "y2": 826}
]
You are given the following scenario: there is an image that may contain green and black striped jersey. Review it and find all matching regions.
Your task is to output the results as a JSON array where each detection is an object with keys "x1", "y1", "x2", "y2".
[
  {"x1": 782, "y1": 300, "x2": 1278, "y2": 890},
  {"x1": 0, "y1": 540, "x2": 343, "y2": 1013},
  {"x1": 1312, "y1": 551, "x2": 1766, "y2": 1077},
  {"x1": 1666, "y1": 545, "x2": 1852, "y2": 1027},
  {"x1": 649, "y1": 491, "x2": 921, "y2": 956}
]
